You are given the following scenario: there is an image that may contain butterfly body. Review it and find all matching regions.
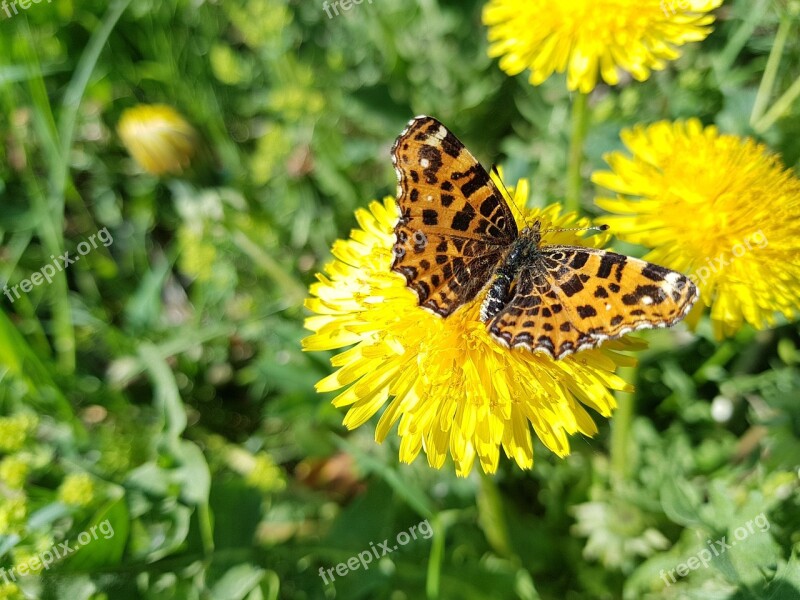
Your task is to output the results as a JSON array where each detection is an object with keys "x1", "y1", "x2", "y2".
[
  {"x1": 480, "y1": 225, "x2": 540, "y2": 322},
  {"x1": 390, "y1": 116, "x2": 698, "y2": 359}
]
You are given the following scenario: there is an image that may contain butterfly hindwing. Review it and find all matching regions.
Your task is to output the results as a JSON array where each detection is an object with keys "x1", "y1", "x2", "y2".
[
  {"x1": 487, "y1": 247, "x2": 699, "y2": 358},
  {"x1": 392, "y1": 229, "x2": 506, "y2": 316}
]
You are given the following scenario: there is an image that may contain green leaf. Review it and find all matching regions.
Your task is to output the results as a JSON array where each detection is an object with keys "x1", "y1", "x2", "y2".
[
  {"x1": 173, "y1": 440, "x2": 212, "y2": 507},
  {"x1": 766, "y1": 551, "x2": 800, "y2": 599},
  {"x1": 660, "y1": 475, "x2": 705, "y2": 529},
  {"x1": 209, "y1": 564, "x2": 266, "y2": 600},
  {"x1": 123, "y1": 256, "x2": 171, "y2": 331},
  {"x1": 138, "y1": 342, "x2": 187, "y2": 441},
  {"x1": 64, "y1": 496, "x2": 130, "y2": 571}
]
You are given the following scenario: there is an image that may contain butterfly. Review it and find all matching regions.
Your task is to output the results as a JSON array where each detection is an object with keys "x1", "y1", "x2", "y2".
[{"x1": 390, "y1": 116, "x2": 699, "y2": 359}]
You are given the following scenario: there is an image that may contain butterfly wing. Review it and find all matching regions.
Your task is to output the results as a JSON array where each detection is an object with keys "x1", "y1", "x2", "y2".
[
  {"x1": 391, "y1": 115, "x2": 518, "y2": 317},
  {"x1": 487, "y1": 247, "x2": 699, "y2": 359}
]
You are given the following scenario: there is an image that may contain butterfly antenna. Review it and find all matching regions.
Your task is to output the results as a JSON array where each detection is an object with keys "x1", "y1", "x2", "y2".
[
  {"x1": 491, "y1": 165, "x2": 531, "y2": 227},
  {"x1": 542, "y1": 224, "x2": 610, "y2": 234}
]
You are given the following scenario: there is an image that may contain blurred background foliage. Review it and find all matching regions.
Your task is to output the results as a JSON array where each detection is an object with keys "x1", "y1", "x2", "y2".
[{"x1": 0, "y1": 0, "x2": 799, "y2": 598}]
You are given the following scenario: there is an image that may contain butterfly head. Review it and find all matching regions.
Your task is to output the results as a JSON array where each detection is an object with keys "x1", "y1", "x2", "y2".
[{"x1": 520, "y1": 221, "x2": 542, "y2": 247}]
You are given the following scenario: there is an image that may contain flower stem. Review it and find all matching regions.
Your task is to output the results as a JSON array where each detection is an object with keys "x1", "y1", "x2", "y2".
[
  {"x1": 750, "y1": 17, "x2": 790, "y2": 127},
  {"x1": 566, "y1": 92, "x2": 589, "y2": 215},
  {"x1": 426, "y1": 513, "x2": 444, "y2": 600},
  {"x1": 477, "y1": 469, "x2": 513, "y2": 558},
  {"x1": 713, "y1": 0, "x2": 769, "y2": 77},
  {"x1": 610, "y1": 366, "x2": 636, "y2": 483},
  {"x1": 753, "y1": 73, "x2": 800, "y2": 134}
]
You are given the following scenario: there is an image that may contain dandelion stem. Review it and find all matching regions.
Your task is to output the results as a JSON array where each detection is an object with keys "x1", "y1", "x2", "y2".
[
  {"x1": 566, "y1": 92, "x2": 589, "y2": 215},
  {"x1": 231, "y1": 230, "x2": 307, "y2": 305},
  {"x1": 753, "y1": 72, "x2": 800, "y2": 134},
  {"x1": 750, "y1": 18, "x2": 791, "y2": 127},
  {"x1": 426, "y1": 513, "x2": 444, "y2": 600},
  {"x1": 610, "y1": 366, "x2": 637, "y2": 482},
  {"x1": 713, "y1": 0, "x2": 769, "y2": 78},
  {"x1": 478, "y1": 470, "x2": 514, "y2": 558}
]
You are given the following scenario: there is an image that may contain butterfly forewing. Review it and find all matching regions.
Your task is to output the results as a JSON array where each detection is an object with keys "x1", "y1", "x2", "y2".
[
  {"x1": 391, "y1": 116, "x2": 517, "y2": 316},
  {"x1": 487, "y1": 247, "x2": 699, "y2": 358}
]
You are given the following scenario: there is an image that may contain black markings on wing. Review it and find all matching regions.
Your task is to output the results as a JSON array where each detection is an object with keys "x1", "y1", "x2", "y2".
[
  {"x1": 391, "y1": 116, "x2": 517, "y2": 245},
  {"x1": 392, "y1": 229, "x2": 505, "y2": 317},
  {"x1": 486, "y1": 268, "x2": 563, "y2": 357},
  {"x1": 391, "y1": 115, "x2": 519, "y2": 316},
  {"x1": 488, "y1": 247, "x2": 699, "y2": 359},
  {"x1": 390, "y1": 116, "x2": 699, "y2": 358}
]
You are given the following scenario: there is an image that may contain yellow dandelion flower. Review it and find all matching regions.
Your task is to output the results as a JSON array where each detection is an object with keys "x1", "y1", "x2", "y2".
[
  {"x1": 593, "y1": 119, "x2": 800, "y2": 338},
  {"x1": 58, "y1": 472, "x2": 96, "y2": 507},
  {"x1": 117, "y1": 104, "x2": 198, "y2": 176},
  {"x1": 483, "y1": 0, "x2": 722, "y2": 93},
  {"x1": 303, "y1": 178, "x2": 643, "y2": 477}
]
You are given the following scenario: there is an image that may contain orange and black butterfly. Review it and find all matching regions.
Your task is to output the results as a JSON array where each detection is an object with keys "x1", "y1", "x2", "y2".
[{"x1": 390, "y1": 116, "x2": 698, "y2": 359}]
